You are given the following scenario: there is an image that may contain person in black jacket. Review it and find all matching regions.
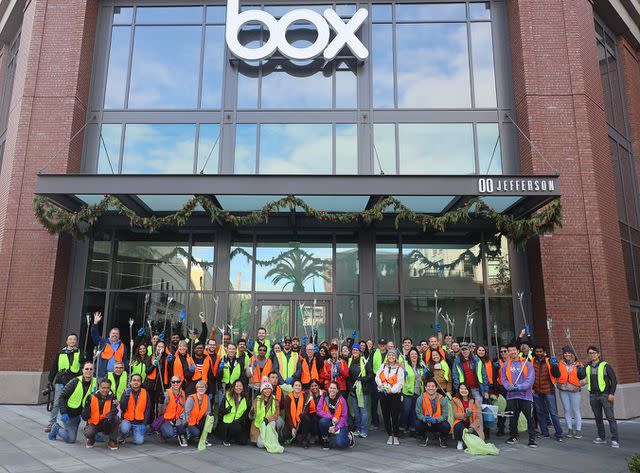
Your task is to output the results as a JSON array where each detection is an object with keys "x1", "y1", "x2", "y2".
[
  {"x1": 48, "y1": 361, "x2": 95, "y2": 444},
  {"x1": 586, "y1": 346, "x2": 619, "y2": 447},
  {"x1": 217, "y1": 380, "x2": 249, "y2": 446},
  {"x1": 347, "y1": 343, "x2": 373, "y2": 438},
  {"x1": 45, "y1": 333, "x2": 84, "y2": 432},
  {"x1": 82, "y1": 378, "x2": 120, "y2": 450}
]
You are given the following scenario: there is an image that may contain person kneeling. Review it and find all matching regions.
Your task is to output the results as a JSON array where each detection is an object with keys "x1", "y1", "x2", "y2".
[
  {"x1": 184, "y1": 380, "x2": 210, "y2": 447},
  {"x1": 317, "y1": 381, "x2": 354, "y2": 449},
  {"x1": 82, "y1": 378, "x2": 120, "y2": 450},
  {"x1": 283, "y1": 380, "x2": 312, "y2": 448},
  {"x1": 415, "y1": 380, "x2": 450, "y2": 448},
  {"x1": 452, "y1": 382, "x2": 484, "y2": 450},
  {"x1": 217, "y1": 380, "x2": 250, "y2": 446},
  {"x1": 250, "y1": 377, "x2": 284, "y2": 453},
  {"x1": 119, "y1": 374, "x2": 150, "y2": 445},
  {"x1": 158, "y1": 376, "x2": 188, "y2": 447}
]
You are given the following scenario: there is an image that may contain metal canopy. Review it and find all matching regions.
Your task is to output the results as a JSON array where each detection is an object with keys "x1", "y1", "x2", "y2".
[{"x1": 35, "y1": 173, "x2": 560, "y2": 220}]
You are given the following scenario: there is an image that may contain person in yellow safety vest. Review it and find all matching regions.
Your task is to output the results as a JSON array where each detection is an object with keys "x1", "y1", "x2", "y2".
[
  {"x1": 425, "y1": 348, "x2": 452, "y2": 395},
  {"x1": 217, "y1": 380, "x2": 250, "y2": 446},
  {"x1": 347, "y1": 343, "x2": 373, "y2": 438},
  {"x1": 216, "y1": 343, "x2": 247, "y2": 391},
  {"x1": 183, "y1": 312, "x2": 208, "y2": 356},
  {"x1": 130, "y1": 343, "x2": 149, "y2": 384},
  {"x1": 250, "y1": 376, "x2": 284, "y2": 450},
  {"x1": 369, "y1": 338, "x2": 388, "y2": 430},
  {"x1": 274, "y1": 337, "x2": 300, "y2": 386},
  {"x1": 45, "y1": 333, "x2": 84, "y2": 433},
  {"x1": 237, "y1": 338, "x2": 252, "y2": 367},
  {"x1": 400, "y1": 348, "x2": 424, "y2": 438},
  {"x1": 48, "y1": 361, "x2": 96, "y2": 443},
  {"x1": 107, "y1": 361, "x2": 128, "y2": 401},
  {"x1": 452, "y1": 342, "x2": 488, "y2": 405},
  {"x1": 586, "y1": 346, "x2": 619, "y2": 447},
  {"x1": 249, "y1": 327, "x2": 272, "y2": 358}
]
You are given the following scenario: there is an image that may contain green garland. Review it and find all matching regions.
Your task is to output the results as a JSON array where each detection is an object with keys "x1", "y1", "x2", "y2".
[{"x1": 32, "y1": 194, "x2": 562, "y2": 245}]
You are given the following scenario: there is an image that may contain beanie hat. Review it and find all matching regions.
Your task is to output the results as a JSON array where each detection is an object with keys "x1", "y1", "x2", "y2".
[
  {"x1": 352, "y1": 343, "x2": 362, "y2": 351},
  {"x1": 260, "y1": 376, "x2": 271, "y2": 392},
  {"x1": 562, "y1": 345, "x2": 575, "y2": 355}
]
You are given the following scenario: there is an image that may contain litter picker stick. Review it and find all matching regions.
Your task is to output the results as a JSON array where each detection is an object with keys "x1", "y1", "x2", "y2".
[
  {"x1": 367, "y1": 312, "x2": 373, "y2": 339},
  {"x1": 517, "y1": 292, "x2": 529, "y2": 336},
  {"x1": 546, "y1": 315, "x2": 556, "y2": 358},
  {"x1": 391, "y1": 316, "x2": 397, "y2": 345},
  {"x1": 493, "y1": 322, "x2": 500, "y2": 355},
  {"x1": 83, "y1": 313, "x2": 91, "y2": 357},
  {"x1": 339, "y1": 312, "x2": 346, "y2": 345},
  {"x1": 212, "y1": 295, "x2": 220, "y2": 341},
  {"x1": 162, "y1": 297, "x2": 174, "y2": 336},
  {"x1": 142, "y1": 293, "x2": 150, "y2": 334},
  {"x1": 128, "y1": 317, "x2": 134, "y2": 376},
  {"x1": 564, "y1": 327, "x2": 576, "y2": 354},
  {"x1": 434, "y1": 290, "x2": 439, "y2": 328}
]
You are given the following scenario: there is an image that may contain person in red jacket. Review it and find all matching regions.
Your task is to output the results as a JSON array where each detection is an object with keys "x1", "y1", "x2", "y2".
[{"x1": 321, "y1": 344, "x2": 349, "y2": 397}]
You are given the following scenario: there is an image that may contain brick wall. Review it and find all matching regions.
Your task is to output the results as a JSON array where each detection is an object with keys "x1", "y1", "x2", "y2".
[
  {"x1": 0, "y1": 0, "x2": 98, "y2": 372},
  {"x1": 508, "y1": 0, "x2": 639, "y2": 382}
]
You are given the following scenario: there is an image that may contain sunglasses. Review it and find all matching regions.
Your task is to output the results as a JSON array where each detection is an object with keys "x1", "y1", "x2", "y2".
[
  {"x1": 500, "y1": 350, "x2": 508, "y2": 353},
  {"x1": 171, "y1": 380, "x2": 181, "y2": 384},
  {"x1": 83, "y1": 368, "x2": 93, "y2": 371}
]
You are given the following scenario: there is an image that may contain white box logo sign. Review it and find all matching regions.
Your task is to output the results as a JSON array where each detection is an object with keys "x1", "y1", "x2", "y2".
[{"x1": 225, "y1": 0, "x2": 369, "y2": 61}]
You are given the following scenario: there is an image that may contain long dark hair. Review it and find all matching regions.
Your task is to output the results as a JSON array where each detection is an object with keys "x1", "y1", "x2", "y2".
[
  {"x1": 407, "y1": 347, "x2": 421, "y2": 368},
  {"x1": 476, "y1": 344, "x2": 490, "y2": 363}
]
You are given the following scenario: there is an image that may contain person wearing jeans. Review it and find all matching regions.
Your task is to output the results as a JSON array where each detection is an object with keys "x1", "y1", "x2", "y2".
[
  {"x1": 556, "y1": 346, "x2": 586, "y2": 438},
  {"x1": 399, "y1": 348, "x2": 423, "y2": 437},
  {"x1": 532, "y1": 346, "x2": 563, "y2": 441},
  {"x1": 586, "y1": 346, "x2": 619, "y2": 448},
  {"x1": 347, "y1": 344, "x2": 372, "y2": 438},
  {"x1": 317, "y1": 381, "x2": 352, "y2": 449},
  {"x1": 119, "y1": 374, "x2": 150, "y2": 445}
]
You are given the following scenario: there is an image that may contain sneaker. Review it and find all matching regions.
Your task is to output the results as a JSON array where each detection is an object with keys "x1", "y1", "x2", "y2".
[
  {"x1": 352, "y1": 430, "x2": 361, "y2": 438},
  {"x1": 593, "y1": 437, "x2": 606, "y2": 444},
  {"x1": 44, "y1": 423, "x2": 53, "y2": 433},
  {"x1": 348, "y1": 433, "x2": 355, "y2": 448},
  {"x1": 611, "y1": 441, "x2": 620, "y2": 448},
  {"x1": 178, "y1": 434, "x2": 188, "y2": 447},
  {"x1": 542, "y1": 433, "x2": 550, "y2": 439},
  {"x1": 117, "y1": 436, "x2": 126, "y2": 445},
  {"x1": 505, "y1": 437, "x2": 518, "y2": 445},
  {"x1": 528, "y1": 440, "x2": 538, "y2": 448},
  {"x1": 393, "y1": 437, "x2": 400, "y2": 446},
  {"x1": 204, "y1": 440, "x2": 212, "y2": 447},
  {"x1": 457, "y1": 441, "x2": 464, "y2": 450},
  {"x1": 420, "y1": 437, "x2": 429, "y2": 447},
  {"x1": 322, "y1": 438, "x2": 330, "y2": 450},
  {"x1": 439, "y1": 437, "x2": 448, "y2": 448},
  {"x1": 47, "y1": 423, "x2": 60, "y2": 441},
  {"x1": 386, "y1": 436, "x2": 393, "y2": 445},
  {"x1": 107, "y1": 440, "x2": 118, "y2": 450},
  {"x1": 565, "y1": 429, "x2": 574, "y2": 438},
  {"x1": 574, "y1": 431, "x2": 582, "y2": 439},
  {"x1": 555, "y1": 436, "x2": 564, "y2": 443},
  {"x1": 86, "y1": 439, "x2": 95, "y2": 448},
  {"x1": 222, "y1": 441, "x2": 231, "y2": 447},
  {"x1": 360, "y1": 432, "x2": 368, "y2": 438}
]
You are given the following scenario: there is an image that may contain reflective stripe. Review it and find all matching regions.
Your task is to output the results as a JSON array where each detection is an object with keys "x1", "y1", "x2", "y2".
[{"x1": 223, "y1": 394, "x2": 247, "y2": 423}]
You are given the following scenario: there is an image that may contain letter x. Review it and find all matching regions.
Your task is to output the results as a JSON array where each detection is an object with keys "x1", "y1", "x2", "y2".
[{"x1": 323, "y1": 8, "x2": 369, "y2": 61}]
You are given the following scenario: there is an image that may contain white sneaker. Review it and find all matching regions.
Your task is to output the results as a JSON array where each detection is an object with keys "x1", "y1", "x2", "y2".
[
  {"x1": 386, "y1": 436, "x2": 393, "y2": 445},
  {"x1": 457, "y1": 441, "x2": 464, "y2": 450},
  {"x1": 611, "y1": 440, "x2": 620, "y2": 448},
  {"x1": 593, "y1": 437, "x2": 606, "y2": 444},
  {"x1": 393, "y1": 437, "x2": 400, "y2": 445}
]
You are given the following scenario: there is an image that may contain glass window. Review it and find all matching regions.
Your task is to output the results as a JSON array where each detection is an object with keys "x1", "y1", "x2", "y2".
[
  {"x1": 261, "y1": 64, "x2": 333, "y2": 109},
  {"x1": 104, "y1": 26, "x2": 131, "y2": 109},
  {"x1": 235, "y1": 124, "x2": 257, "y2": 174},
  {"x1": 236, "y1": 24, "x2": 262, "y2": 109},
  {"x1": 97, "y1": 124, "x2": 121, "y2": 173},
  {"x1": 621, "y1": 241, "x2": 637, "y2": 301},
  {"x1": 336, "y1": 243, "x2": 359, "y2": 292},
  {"x1": 377, "y1": 296, "x2": 400, "y2": 344},
  {"x1": 477, "y1": 123, "x2": 502, "y2": 174},
  {"x1": 229, "y1": 293, "x2": 252, "y2": 340},
  {"x1": 112, "y1": 239, "x2": 190, "y2": 291},
  {"x1": 113, "y1": 7, "x2": 133, "y2": 25},
  {"x1": 254, "y1": 242, "x2": 333, "y2": 292},
  {"x1": 85, "y1": 234, "x2": 111, "y2": 290},
  {"x1": 80, "y1": 292, "x2": 106, "y2": 354},
  {"x1": 398, "y1": 124, "x2": 474, "y2": 174},
  {"x1": 376, "y1": 243, "x2": 399, "y2": 293},
  {"x1": 128, "y1": 26, "x2": 201, "y2": 109},
  {"x1": 471, "y1": 23, "x2": 497, "y2": 108},
  {"x1": 597, "y1": 41, "x2": 614, "y2": 125},
  {"x1": 197, "y1": 124, "x2": 221, "y2": 174},
  {"x1": 371, "y1": 4, "x2": 392, "y2": 21},
  {"x1": 403, "y1": 297, "x2": 433, "y2": 340},
  {"x1": 336, "y1": 295, "x2": 359, "y2": 339},
  {"x1": 610, "y1": 139, "x2": 627, "y2": 222},
  {"x1": 373, "y1": 124, "x2": 396, "y2": 174},
  {"x1": 395, "y1": 3, "x2": 467, "y2": 21},
  {"x1": 202, "y1": 26, "x2": 226, "y2": 109},
  {"x1": 469, "y1": 2, "x2": 491, "y2": 20},
  {"x1": 607, "y1": 52, "x2": 625, "y2": 131},
  {"x1": 396, "y1": 23, "x2": 470, "y2": 108},
  {"x1": 187, "y1": 292, "x2": 215, "y2": 334},
  {"x1": 335, "y1": 61, "x2": 357, "y2": 109},
  {"x1": 633, "y1": 246, "x2": 640, "y2": 303},
  {"x1": 206, "y1": 6, "x2": 226, "y2": 24},
  {"x1": 190, "y1": 241, "x2": 215, "y2": 291},
  {"x1": 489, "y1": 297, "x2": 515, "y2": 347},
  {"x1": 371, "y1": 24, "x2": 394, "y2": 108},
  {"x1": 230, "y1": 242, "x2": 254, "y2": 291},
  {"x1": 620, "y1": 148, "x2": 638, "y2": 228},
  {"x1": 135, "y1": 6, "x2": 203, "y2": 24},
  {"x1": 485, "y1": 236, "x2": 511, "y2": 295},
  {"x1": 335, "y1": 124, "x2": 358, "y2": 174},
  {"x1": 121, "y1": 124, "x2": 195, "y2": 174},
  {"x1": 402, "y1": 241, "x2": 484, "y2": 296},
  {"x1": 259, "y1": 124, "x2": 332, "y2": 174}
]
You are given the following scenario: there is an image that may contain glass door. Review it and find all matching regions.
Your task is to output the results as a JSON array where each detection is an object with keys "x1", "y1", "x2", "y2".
[
  {"x1": 257, "y1": 301, "x2": 291, "y2": 342},
  {"x1": 255, "y1": 298, "x2": 330, "y2": 341},
  {"x1": 294, "y1": 299, "x2": 329, "y2": 342}
]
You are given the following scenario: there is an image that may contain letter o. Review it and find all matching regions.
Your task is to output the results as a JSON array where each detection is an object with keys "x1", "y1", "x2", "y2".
[
  {"x1": 226, "y1": 10, "x2": 279, "y2": 62},
  {"x1": 274, "y1": 9, "x2": 330, "y2": 60},
  {"x1": 478, "y1": 178, "x2": 486, "y2": 193}
]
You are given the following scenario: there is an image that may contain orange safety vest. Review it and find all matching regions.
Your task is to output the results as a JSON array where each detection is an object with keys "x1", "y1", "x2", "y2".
[
  {"x1": 421, "y1": 394, "x2": 443, "y2": 418},
  {"x1": 452, "y1": 398, "x2": 477, "y2": 426},
  {"x1": 249, "y1": 356, "x2": 273, "y2": 384},
  {"x1": 192, "y1": 355, "x2": 211, "y2": 383},
  {"x1": 300, "y1": 356, "x2": 320, "y2": 385},
  {"x1": 288, "y1": 392, "x2": 305, "y2": 426},
  {"x1": 497, "y1": 359, "x2": 505, "y2": 386},
  {"x1": 187, "y1": 393, "x2": 209, "y2": 426},
  {"x1": 322, "y1": 395, "x2": 343, "y2": 420},
  {"x1": 147, "y1": 355, "x2": 168, "y2": 383},
  {"x1": 543, "y1": 358, "x2": 557, "y2": 384},
  {"x1": 163, "y1": 390, "x2": 186, "y2": 421},
  {"x1": 484, "y1": 360, "x2": 494, "y2": 385},
  {"x1": 101, "y1": 342, "x2": 124, "y2": 362},
  {"x1": 505, "y1": 358, "x2": 528, "y2": 385},
  {"x1": 424, "y1": 347, "x2": 447, "y2": 364},
  {"x1": 274, "y1": 385, "x2": 282, "y2": 404},
  {"x1": 380, "y1": 365, "x2": 400, "y2": 386},
  {"x1": 172, "y1": 354, "x2": 195, "y2": 383},
  {"x1": 123, "y1": 389, "x2": 148, "y2": 422},
  {"x1": 557, "y1": 361, "x2": 583, "y2": 387},
  {"x1": 88, "y1": 396, "x2": 112, "y2": 425}
]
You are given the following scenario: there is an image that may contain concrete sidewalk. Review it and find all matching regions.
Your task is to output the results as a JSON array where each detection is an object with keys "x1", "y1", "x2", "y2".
[{"x1": 0, "y1": 405, "x2": 637, "y2": 473}]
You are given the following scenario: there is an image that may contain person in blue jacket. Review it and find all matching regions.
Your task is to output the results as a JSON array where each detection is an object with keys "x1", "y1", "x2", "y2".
[
  {"x1": 90, "y1": 311, "x2": 127, "y2": 377},
  {"x1": 451, "y1": 342, "x2": 488, "y2": 404}
]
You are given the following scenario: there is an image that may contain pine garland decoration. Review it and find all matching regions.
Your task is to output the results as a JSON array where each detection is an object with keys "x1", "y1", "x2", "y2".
[{"x1": 33, "y1": 194, "x2": 562, "y2": 245}]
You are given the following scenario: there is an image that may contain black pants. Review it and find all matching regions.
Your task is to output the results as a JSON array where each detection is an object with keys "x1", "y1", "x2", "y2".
[
  {"x1": 496, "y1": 386, "x2": 507, "y2": 434},
  {"x1": 84, "y1": 418, "x2": 119, "y2": 442},
  {"x1": 507, "y1": 397, "x2": 535, "y2": 442},
  {"x1": 370, "y1": 389, "x2": 380, "y2": 427},
  {"x1": 589, "y1": 393, "x2": 618, "y2": 441},
  {"x1": 416, "y1": 420, "x2": 451, "y2": 439},
  {"x1": 217, "y1": 419, "x2": 248, "y2": 445},
  {"x1": 282, "y1": 415, "x2": 311, "y2": 444},
  {"x1": 453, "y1": 421, "x2": 469, "y2": 441},
  {"x1": 379, "y1": 393, "x2": 402, "y2": 436}
]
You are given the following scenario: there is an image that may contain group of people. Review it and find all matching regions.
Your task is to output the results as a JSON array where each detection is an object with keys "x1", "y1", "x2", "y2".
[{"x1": 43, "y1": 311, "x2": 621, "y2": 453}]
